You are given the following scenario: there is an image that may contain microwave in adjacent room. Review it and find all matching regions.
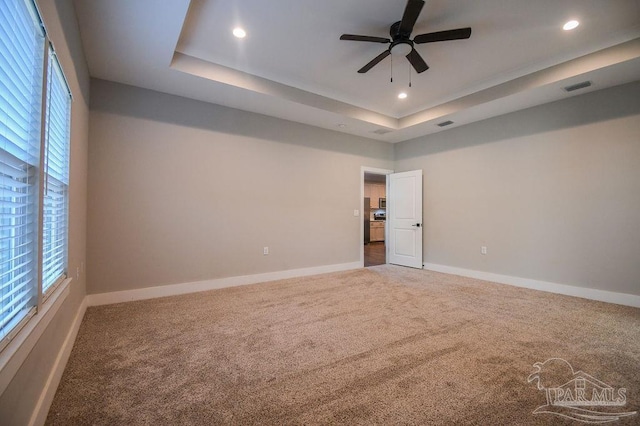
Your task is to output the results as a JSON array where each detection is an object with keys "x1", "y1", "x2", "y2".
[{"x1": 379, "y1": 198, "x2": 386, "y2": 208}]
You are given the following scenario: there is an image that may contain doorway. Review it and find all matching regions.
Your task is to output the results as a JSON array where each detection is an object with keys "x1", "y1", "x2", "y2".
[{"x1": 361, "y1": 167, "x2": 393, "y2": 267}]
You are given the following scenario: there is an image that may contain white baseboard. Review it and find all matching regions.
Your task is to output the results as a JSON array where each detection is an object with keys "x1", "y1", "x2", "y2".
[
  {"x1": 87, "y1": 261, "x2": 362, "y2": 306},
  {"x1": 423, "y1": 263, "x2": 640, "y2": 308},
  {"x1": 29, "y1": 297, "x2": 87, "y2": 426}
]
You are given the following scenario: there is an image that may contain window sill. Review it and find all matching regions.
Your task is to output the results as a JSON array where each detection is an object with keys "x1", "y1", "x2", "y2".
[{"x1": 0, "y1": 278, "x2": 71, "y2": 395}]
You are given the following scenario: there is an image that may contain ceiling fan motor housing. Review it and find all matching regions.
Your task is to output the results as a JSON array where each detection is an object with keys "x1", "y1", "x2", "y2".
[{"x1": 390, "y1": 21, "x2": 409, "y2": 40}]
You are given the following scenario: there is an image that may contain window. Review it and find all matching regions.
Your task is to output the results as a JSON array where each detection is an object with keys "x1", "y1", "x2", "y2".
[
  {"x1": 42, "y1": 49, "x2": 71, "y2": 293},
  {"x1": 0, "y1": 0, "x2": 71, "y2": 350}
]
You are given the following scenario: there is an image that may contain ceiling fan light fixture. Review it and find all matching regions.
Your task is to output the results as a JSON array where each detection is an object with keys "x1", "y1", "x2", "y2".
[
  {"x1": 398, "y1": 92, "x2": 408, "y2": 99},
  {"x1": 390, "y1": 42, "x2": 413, "y2": 56},
  {"x1": 563, "y1": 20, "x2": 579, "y2": 31},
  {"x1": 232, "y1": 27, "x2": 246, "y2": 38}
]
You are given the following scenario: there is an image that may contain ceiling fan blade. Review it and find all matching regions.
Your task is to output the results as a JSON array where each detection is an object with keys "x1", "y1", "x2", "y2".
[
  {"x1": 340, "y1": 34, "x2": 391, "y2": 43},
  {"x1": 406, "y1": 48, "x2": 429, "y2": 73},
  {"x1": 413, "y1": 27, "x2": 472, "y2": 44},
  {"x1": 399, "y1": 0, "x2": 425, "y2": 36},
  {"x1": 358, "y1": 49, "x2": 391, "y2": 73}
]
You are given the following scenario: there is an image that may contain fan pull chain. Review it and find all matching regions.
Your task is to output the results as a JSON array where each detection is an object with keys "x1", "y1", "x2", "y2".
[
  {"x1": 409, "y1": 65, "x2": 412, "y2": 88},
  {"x1": 390, "y1": 54, "x2": 393, "y2": 83}
]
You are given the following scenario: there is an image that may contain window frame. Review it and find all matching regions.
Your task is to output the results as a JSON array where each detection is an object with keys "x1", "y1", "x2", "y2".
[{"x1": 0, "y1": 0, "x2": 73, "y2": 377}]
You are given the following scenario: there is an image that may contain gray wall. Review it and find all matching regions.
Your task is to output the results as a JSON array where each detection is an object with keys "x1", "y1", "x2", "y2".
[
  {"x1": 395, "y1": 81, "x2": 640, "y2": 296},
  {"x1": 87, "y1": 80, "x2": 394, "y2": 294},
  {"x1": 88, "y1": 79, "x2": 640, "y2": 297},
  {"x1": 0, "y1": 0, "x2": 89, "y2": 424}
]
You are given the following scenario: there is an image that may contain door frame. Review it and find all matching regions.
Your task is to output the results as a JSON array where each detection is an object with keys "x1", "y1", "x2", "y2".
[{"x1": 360, "y1": 166, "x2": 394, "y2": 267}]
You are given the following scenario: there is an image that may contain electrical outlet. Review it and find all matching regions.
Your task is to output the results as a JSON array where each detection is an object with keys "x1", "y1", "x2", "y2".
[
  {"x1": 76, "y1": 266, "x2": 80, "y2": 279},
  {"x1": 263, "y1": 247, "x2": 269, "y2": 255},
  {"x1": 353, "y1": 209, "x2": 359, "y2": 217},
  {"x1": 481, "y1": 246, "x2": 487, "y2": 255}
]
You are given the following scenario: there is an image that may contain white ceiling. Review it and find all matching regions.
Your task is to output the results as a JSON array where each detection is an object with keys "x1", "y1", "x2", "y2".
[{"x1": 74, "y1": 0, "x2": 640, "y2": 143}]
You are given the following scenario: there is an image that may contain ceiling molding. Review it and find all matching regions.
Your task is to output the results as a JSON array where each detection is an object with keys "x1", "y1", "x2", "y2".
[
  {"x1": 172, "y1": 39, "x2": 640, "y2": 142},
  {"x1": 171, "y1": 52, "x2": 398, "y2": 129}
]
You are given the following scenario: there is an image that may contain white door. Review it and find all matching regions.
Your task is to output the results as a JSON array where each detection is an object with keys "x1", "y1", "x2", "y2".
[{"x1": 388, "y1": 170, "x2": 423, "y2": 269}]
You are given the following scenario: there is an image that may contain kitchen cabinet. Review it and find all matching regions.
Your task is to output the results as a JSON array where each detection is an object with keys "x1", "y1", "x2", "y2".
[
  {"x1": 366, "y1": 183, "x2": 386, "y2": 208},
  {"x1": 371, "y1": 185, "x2": 379, "y2": 208},
  {"x1": 370, "y1": 221, "x2": 385, "y2": 242}
]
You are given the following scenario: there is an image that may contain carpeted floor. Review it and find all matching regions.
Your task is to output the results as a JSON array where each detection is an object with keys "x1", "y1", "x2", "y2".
[{"x1": 47, "y1": 265, "x2": 640, "y2": 425}]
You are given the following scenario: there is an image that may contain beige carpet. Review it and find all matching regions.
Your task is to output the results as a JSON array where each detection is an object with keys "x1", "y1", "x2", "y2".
[{"x1": 47, "y1": 266, "x2": 640, "y2": 425}]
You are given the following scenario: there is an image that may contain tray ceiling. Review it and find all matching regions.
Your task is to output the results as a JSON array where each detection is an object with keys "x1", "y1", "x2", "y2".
[{"x1": 74, "y1": 0, "x2": 640, "y2": 142}]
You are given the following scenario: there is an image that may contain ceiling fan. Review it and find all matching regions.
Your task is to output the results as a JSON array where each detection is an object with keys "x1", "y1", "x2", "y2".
[{"x1": 340, "y1": 0, "x2": 471, "y2": 74}]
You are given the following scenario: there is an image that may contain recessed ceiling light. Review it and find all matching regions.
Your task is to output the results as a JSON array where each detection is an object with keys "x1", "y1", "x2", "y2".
[
  {"x1": 563, "y1": 20, "x2": 579, "y2": 31},
  {"x1": 398, "y1": 92, "x2": 408, "y2": 99},
  {"x1": 232, "y1": 27, "x2": 246, "y2": 38}
]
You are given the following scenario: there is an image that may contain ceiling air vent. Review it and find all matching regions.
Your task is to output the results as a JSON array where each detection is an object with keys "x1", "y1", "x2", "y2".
[
  {"x1": 437, "y1": 120, "x2": 454, "y2": 127},
  {"x1": 372, "y1": 128, "x2": 392, "y2": 135},
  {"x1": 563, "y1": 81, "x2": 592, "y2": 92}
]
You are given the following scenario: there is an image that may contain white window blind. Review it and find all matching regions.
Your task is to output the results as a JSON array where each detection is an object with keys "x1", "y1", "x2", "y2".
[
  {"x1": 42, "y1": 51, "x2": 70, "y2": 293},
  {"x1": 0, "y1": 0, "x2": 45, "y2": 342}
]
